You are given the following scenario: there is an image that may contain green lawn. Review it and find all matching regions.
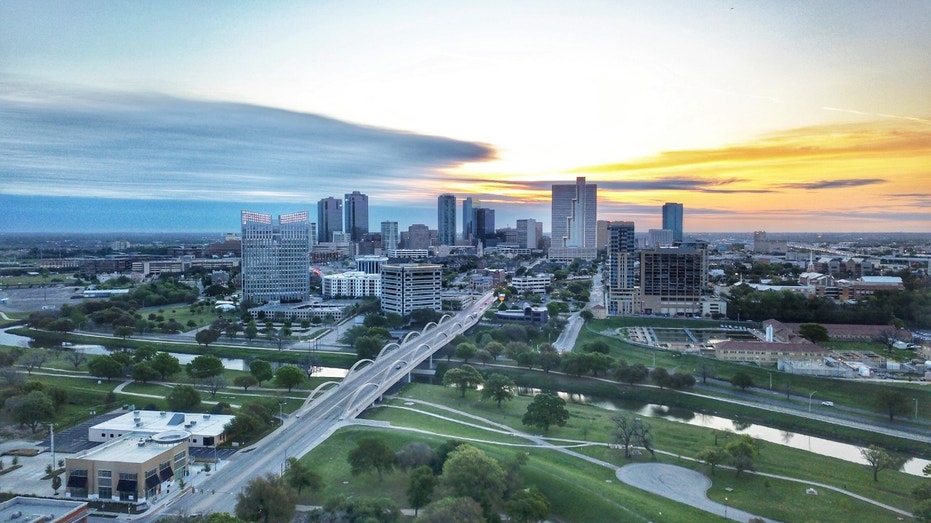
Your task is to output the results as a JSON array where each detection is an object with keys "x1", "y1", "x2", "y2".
[{"x1": 293, "y1": 382, "x2": 921, "y2": 522}]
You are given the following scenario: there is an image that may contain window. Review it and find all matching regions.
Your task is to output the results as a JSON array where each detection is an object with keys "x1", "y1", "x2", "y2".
[{"x1": 98, "y1": 470, "x2": 112, "y2": 499}]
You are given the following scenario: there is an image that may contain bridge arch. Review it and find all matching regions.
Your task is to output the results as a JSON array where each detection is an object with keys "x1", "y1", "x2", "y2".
[
  {"x1": 402, "y1": 331, "x2": 421, "y2": 344},
  {"x1": 348, "y1": 358, "x2": 375, "y2": 375},
  {"x1": 341, "y1": 382, "x2": 380, "y2": 419},
  {"x1": 376, "y1": 342, "x2": 401, "y2": 361},
  {"x1": 380, "y1": 359, "x2": 411, "y2": 385},
  {"x1": 303, "y1": 381, "x2": 340, "y2": 408},
  {"x1": 421, "y1": 322, "x2": 437, "y2": 334},
  {"x1": 437, "y1": 314, "x2": 453, "y2": 325}
]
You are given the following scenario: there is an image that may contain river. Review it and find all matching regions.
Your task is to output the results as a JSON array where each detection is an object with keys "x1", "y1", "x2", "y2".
[{"x1": 520, "y1": 388, "x2": 931, "y2": 477}]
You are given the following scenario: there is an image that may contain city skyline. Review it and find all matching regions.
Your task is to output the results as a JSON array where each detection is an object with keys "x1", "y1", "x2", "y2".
[{"x1": 1, "y1": 1, "x2": 929, "y2": 234}]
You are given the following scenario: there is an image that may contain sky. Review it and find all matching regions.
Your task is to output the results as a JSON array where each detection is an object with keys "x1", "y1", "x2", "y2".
[{"x1": 1, "y1": 0, "x2": 929, "y2": 234}]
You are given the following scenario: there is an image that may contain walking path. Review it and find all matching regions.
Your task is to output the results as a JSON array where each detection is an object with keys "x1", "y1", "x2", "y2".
[{"x1": 368, "y1": 396, "x2": 913, "y2": 521}]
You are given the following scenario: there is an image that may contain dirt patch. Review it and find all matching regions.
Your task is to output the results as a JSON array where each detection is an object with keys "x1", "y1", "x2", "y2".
[{"x1": 1, "y1": 448, "x2": 41, "y2": 457}]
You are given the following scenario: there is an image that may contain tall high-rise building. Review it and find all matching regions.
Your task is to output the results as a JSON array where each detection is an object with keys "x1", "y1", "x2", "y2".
[
  {"x1": 662, "y1": 202, "x2": 684, "y2": 243},
  {"x1": 640, "y1": 242, "x2": 708, "y2": 316},
  {"x1": 344, "y1": 191, "x2": 369, "y2": 242},
  {"x1": 596, "y1": 220, "x2": 611, "y2": 250},
  {"x1": 516, "y1": 219, "x2": 541, "y2": 249},
  {"x1": 648, "y1": 229, "x2": 674, "y2": 247},
  {"x1": 462, "y1": 197, "x2": 475, "y2": 240},
  {"x1": 606, "y1": 221, "x2": 637, "y2": 315},
  {"x1": 438, "y1": 194, "x2": 457, "y2": 246},
  {"x1": 241, "y1": 210, "x2": 311, "y2": 304},
  {"x1": 407, "y1": 224, "x2": 431, "y2": 250},
  {"x1": 380, "y1": 221, "x2": 399, "y2": 252},
  {"x1": 317, "y1": 197, "x2": 343, "y2": 243},
  {"x1": 551, "y1": 177, "x2": 597, "y2": 249},
  {"x1": 474, "y1": 207, "x2": 495, "y2": 246}
]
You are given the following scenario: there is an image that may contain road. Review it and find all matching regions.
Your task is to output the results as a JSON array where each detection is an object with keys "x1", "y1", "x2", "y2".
[{"x1": 152, "y1": 291, "x2": 495, "y2": 521}]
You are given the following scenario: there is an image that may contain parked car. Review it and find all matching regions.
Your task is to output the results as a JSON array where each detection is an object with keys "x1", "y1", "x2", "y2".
[{"x1": 821, "y1": 401, "x2": 834, "y2": 407}]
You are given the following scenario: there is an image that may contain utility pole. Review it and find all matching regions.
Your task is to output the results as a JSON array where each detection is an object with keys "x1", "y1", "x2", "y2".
[{"x1": 50, "y1": 423, "x2": 55, "y2": 472}]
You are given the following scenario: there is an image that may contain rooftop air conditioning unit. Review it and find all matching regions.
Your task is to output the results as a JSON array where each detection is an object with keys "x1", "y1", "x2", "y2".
[
  {"x1": 203, "y1": 414, "x2": 210, "y2": 420},
  {"x1": 159, "y1": 411, "x2": 167, "y2": 417}
]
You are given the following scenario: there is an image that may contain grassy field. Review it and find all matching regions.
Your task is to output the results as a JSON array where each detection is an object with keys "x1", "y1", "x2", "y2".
[{"x1": 293, "y1": 382, "x2": 920, "y2": 522}]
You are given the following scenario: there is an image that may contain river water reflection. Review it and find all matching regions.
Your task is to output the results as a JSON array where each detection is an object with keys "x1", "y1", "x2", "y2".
[
  {"x1": 518, "y1": 388, "x2": 931, "y2": 477},
  {"x1": 0, "y1": 327, "x2": 348, "y2": 378}
]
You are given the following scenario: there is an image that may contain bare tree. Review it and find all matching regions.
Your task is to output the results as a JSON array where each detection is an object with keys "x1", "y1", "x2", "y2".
[
  {"x1": 18, "y1": 349, "x2": 50, "y2": 375},
  {"x1": 63, "y1": 349, "x2": 87, "y2": 370},
  {"x1": 613, "y1": 413, "x2": 654, "y2": 458},
  {"x1": 200, "y1": 375, "x2": 228, "y2": 398}
]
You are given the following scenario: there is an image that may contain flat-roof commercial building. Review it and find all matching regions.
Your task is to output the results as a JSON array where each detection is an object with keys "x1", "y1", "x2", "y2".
[
  {"x1": 381, "y1": 264, "x2": 442, "y2": 316},
  {"x1": 322, "y1": 271, "x2": 381, "y2": 298},
  {"x1": 0, "y1": 497, "x2": 88, "y2": 523},
  {"x1": 90, "y1": 410, "x2": 234, "y2": 448},
  {"x1": 65, "y1": 434, "x2": 189, "y2": 505}
]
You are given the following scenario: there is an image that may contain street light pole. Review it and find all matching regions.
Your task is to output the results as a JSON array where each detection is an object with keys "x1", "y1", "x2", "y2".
[
  {"x1": 809, "y1": 391, "x2": 817, "y2": 413},
  {"x1": 915, "y1": 398, "x2": 919, "y2": 420},
  {"x1": 724, "y1": 496, "x2": 728, "y2": 520}
]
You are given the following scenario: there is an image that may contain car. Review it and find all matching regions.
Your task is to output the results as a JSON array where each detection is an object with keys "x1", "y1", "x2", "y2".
[{"x1": 821, "y1": 401, "x2": 834, "y2": 407}]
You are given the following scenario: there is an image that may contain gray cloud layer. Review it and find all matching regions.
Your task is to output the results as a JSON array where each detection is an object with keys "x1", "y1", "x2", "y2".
[{"x1": 0, "y1": 82, "x2": 495, "y2": 202}]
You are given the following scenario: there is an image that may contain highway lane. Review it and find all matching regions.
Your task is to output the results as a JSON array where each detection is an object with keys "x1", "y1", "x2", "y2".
[{"x1": 148, "y1": 291, "x2": 495, "y2": 520}]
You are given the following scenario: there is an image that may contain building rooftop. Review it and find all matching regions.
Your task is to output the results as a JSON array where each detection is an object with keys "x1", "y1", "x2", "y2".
[
  {"x1": 74, "y1": 435, "x2": 184, "y2": 464},
  {"x1": 91, "y1": 410, "x2": 233, "y2": 438},
  {"x1": 0, "y1": 497, "x2": 87, "y2": 523}
]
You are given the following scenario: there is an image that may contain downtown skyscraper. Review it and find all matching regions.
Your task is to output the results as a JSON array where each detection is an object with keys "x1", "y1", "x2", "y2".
[
  {"x1": 317, "y1": 196, "x2": 343, "y2": 243},
  {"x1": 380, "y1": 220, "x2": 399, "y2": 252},
  {"x1": 241, "y1": 210, "x2": 311, "y2": 304},
  {"x1": 606, "y1": 221, "x2": 637, "y2": 315},
  {"x1": 344, "y1": 191, "x2": 369, "y2": 242},
  {"x1": 437, "y1": 194, "x2": 457, "y2": 246},
  {"x1": 551, "y1": 176, "x2": 597, "y2": 249},
  {"x1": 662, "y1": 202, "x2": 684, "y2": 243}
]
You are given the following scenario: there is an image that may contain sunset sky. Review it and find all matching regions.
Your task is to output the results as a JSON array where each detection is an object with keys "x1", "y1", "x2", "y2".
[{"x1": 1, "y1": 1, "x2": 929, "y2": 233}]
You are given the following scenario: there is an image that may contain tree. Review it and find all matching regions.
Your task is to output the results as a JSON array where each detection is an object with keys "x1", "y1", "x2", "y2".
[
  {"x1": 481, "y1": 373, "x2": 516, "y2": 408},
  {"x1": 798, "y1": 322, "x2": 830, "y2": 343},
  {"x1": 650, "y1": 367, "x2": 671, "y2": 389},
  {"x1": 151, "y1": 352, "x2": 181, "y2": 379},
  {"x1": 234, "y1": 375, "x2": 259, "y2": 391},
  {"x1": 187, "y1": 354, "x2": 224, "y2": 380},
  {"x1": 348, "y1": 437, "x2": 395, "y2": 481},
  {"x1": 355, "y1": 335, "x2": 384, "y2": 360},
  {"x1": 875, "y1": 388, "x2": 910, "y2": 421},
  {"x1": 274, "y1": 365, "x2": 304, "y2": 392},
  {"x1": 235, "y1": 473, "x2": 298, "y2": 523},
  {"x1": 582, "y1": 340, "x2": 610, "y2": 354},
  {"x1": 407, "y1": 465, "x2": 436, "y2": 516},
  {"x1": 88, "y1": 355, "x2": 124, "y2": 381},
  {"x1": 114, "y1": 325, "x2": 134, "y2": 339},
  {"x1": 860, "y1": 445, "x2": 905, "y2": 481},
  {"x1": 442, "y1": 445, "x2": 506, "y2": 518},
  {"x1": 698, "y1": 362, "x2": 716, "y2": 384},
  {"x1": 131, "y1": 362, "x2": 160, "y2": 384},
  {"x1": 201, "y1": 375, "x2": 227, "y2": 398},
  {"x1": 484, "y1": 341, "x2": 505, "y2": 361},
  {"x1": 395, "y1": 442, "x2": 436, "y2": 472},
  {"x1": 522, "y1": 393, "x2": 569, "y2": 431},
  {"x1": 63, "y1": 349, "x2": 87, "y2": 370},
  {"x1": 614, "y1": 361, "x2": 649, "y2": 387},
  {"x1": 915, "y1": 500, "x2": 931, "y2": 523},
  {"x1": 12, "y1": 391, "x2": 55, "y2": 432},
  {"x1": 724, "y1": 435, "x2": 756, "y2": 477},
  {"x1": 244, "y1": 320, "x2": 258, "y2": 341},
  {"x1": 442, "y1": 364, "x2": 484, "y2": 398},
  {"x1": 696, "y1": 446, "x2": 727, "y2": 475},
  {"x1": 320, "y1": 495, "x2": 400, "y2": 523},
  {"x1": 284, "y1": 457, "x2": 321, "y2": 495},
  {"x1": 51, "y1": 473, "x2": 62, "y2": 495},
  {"x1": 455, "y1": 342, "x2": 477, "y2": 363},
  {"x1": 730, "y1": 372, "x2": 754, "y2": 391},
  {"x1": 505, "y1": 487, "x2": 550, "y2": 523},
  {"x1": 250, "y1": 359, "x2": 273, "y2": 386},
  {"x1": 668, "y1": 373, "x2": 697, "y2": 390},
  {"x1": 560, "y1": 352, "x2": 589, "y2": 377},
  {"x1": 18, "y1": 349, "x2": 50, "y2": 375},
  {"x1": 613, "y1": 413, "x2": 654, "y2": 459},
  {"x1": 167, "y1": 384, "x2": 201, "y2": 411},
  {"x1": 196, "y1": 328, "x2": 221, "y2": 348},
  {"x1": 416, "y1": 497, "x2": 484, "y2": 523}
]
